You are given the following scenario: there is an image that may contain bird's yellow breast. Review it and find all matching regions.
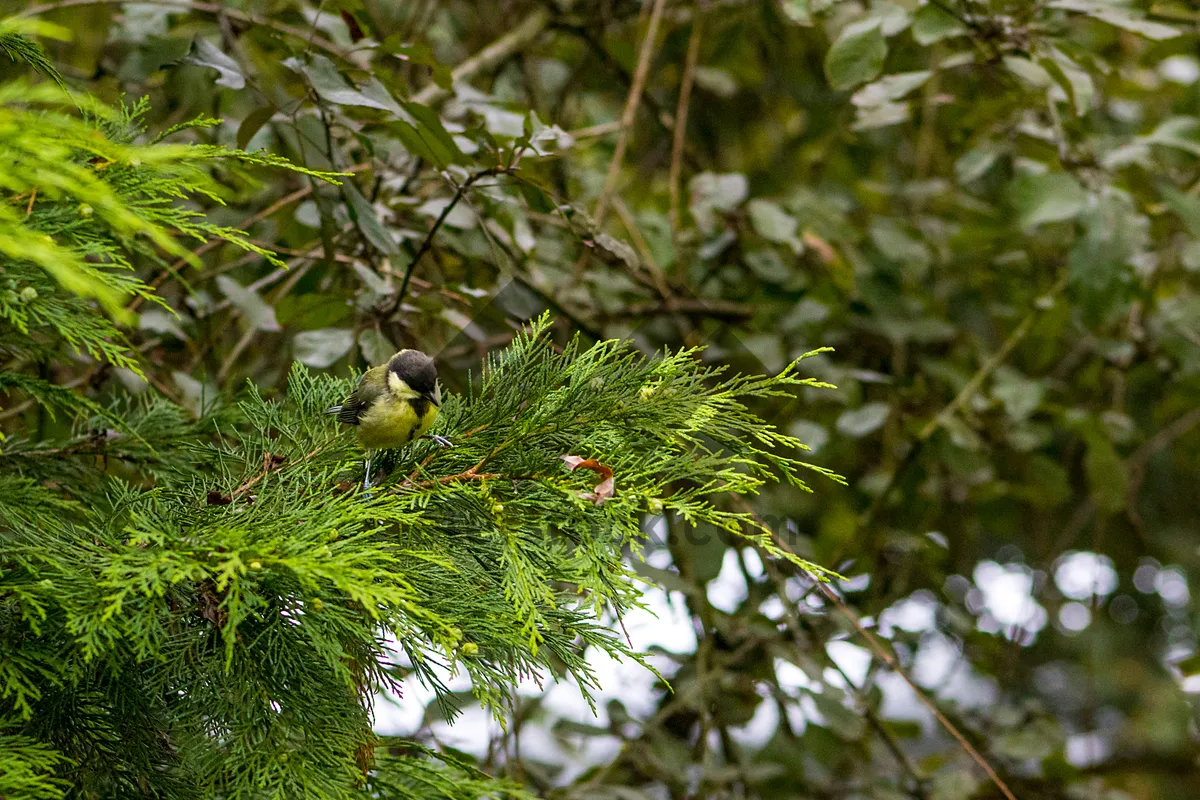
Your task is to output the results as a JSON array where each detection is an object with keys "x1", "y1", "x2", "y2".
[{"x1": 356, "y1": 395, "x2": 438, "y2": 450}]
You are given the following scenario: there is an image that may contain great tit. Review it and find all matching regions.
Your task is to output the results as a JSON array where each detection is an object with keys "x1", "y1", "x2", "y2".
[{"x1": 328, "y1": 349, "x2": 450, "y2": 490}]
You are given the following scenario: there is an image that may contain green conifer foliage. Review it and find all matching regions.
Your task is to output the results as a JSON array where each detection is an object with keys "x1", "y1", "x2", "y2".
[
  {"x1": 0, "y1": 34, "x2": 835, "y2": 796},
  {"x1": 3, "y1": 310, "x2": 835, "y2": 797}
]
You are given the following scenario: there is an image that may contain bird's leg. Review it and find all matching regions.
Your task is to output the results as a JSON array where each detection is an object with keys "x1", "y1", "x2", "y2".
[
  {"x1": 363, "y1": 451, "x2": 374, "y2": 494},
  {"x1": 425, "y1": 434, "x2": 454, "y2": 448}
]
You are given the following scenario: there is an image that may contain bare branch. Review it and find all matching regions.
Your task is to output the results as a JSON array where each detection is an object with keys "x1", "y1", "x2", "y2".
[{"x1": 594, "y1": 0, "x2": 669, "y2": 225}]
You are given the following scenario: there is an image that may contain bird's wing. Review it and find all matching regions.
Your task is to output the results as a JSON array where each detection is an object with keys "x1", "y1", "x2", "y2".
[{"x1": 332, "y1": 369, "x2": 383, "y2": 426}]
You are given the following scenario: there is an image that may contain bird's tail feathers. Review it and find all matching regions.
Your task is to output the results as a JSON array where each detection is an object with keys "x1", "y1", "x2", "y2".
[{"x1": 326, "y1": 405, "x2": 342, "y2": 415}]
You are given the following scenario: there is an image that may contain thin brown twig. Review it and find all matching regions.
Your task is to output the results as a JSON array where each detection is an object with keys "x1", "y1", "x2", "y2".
[
  {"x1": 594, "y1": 0, "x2": 669, "y2": 226},
  {"x1": 759, "y1": 556, "x2": 926, "y2": 795},
  {"x1": 854, "y1": 274, "x2": 1068, "y2": 540},
  {"x1": 1126, "y1": 407, "x2": 1200, "y2": 475},
  {"x1": 399, "y1": 465, "x2": 531, "y2": 492},
  {"x1": 230, "y1": 446, "x2": 321, "y2": 500},
  {"x1": 390, "y1": 167, "x2": 506, "y2": 316},
  {"x1": 410, "y1": 8, "x2": 552, "y2": 106},
  {"x1": 401, "y1": 425, "x2": 491, "y2": 484},
  {"x1": 423, "y1": 470, "x2": 503, "y2": 487},
  {"x1": 919, "y1": 274, "x2": 1067, "y2": 441},
  {"x1": 568, "y1": 121, "x2": 624, "y2": 140},
  {"x1": 736, "y1": 497, "x2": 1018, "y2": 800},
  {"x1": 216, "y1": 326, "x2": 258, "y2": 385},
  {"x1": 610, "y1": 195, "x2": 670, "y2": 298},
  {"x1": 813, "y1": 581, "x2": 1017, "y2": 800},
  {"x1": 20, "y1": 0, "x2": 352, "y2": 61},
  {"x1": 130, "y1": 166, "x2": 369, "y2": 313},
  {"x1": 669, "y1": 11, "x2": 703, "y2": 237},
  {"x1": 831, "y1": 652, "x2": 927, "y2": 797},
  {"x1": 551, "y1": 22, "x2": 679, "y2": 135},
  {"x1": 1125, "y1": 407, "x2": 1200, "y2": 530},
  {"x1": 604, "y1": 298, "x2": 752, "y2": 320},
  {"x1": 913, "y1": 46, "x2": 942, "y2": 181}
]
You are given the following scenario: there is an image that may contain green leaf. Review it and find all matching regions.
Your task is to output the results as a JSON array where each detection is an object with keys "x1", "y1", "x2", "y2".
[
  {"x1": 1160, "y1": 185, "x2": 1200, "y2": 238},
  {"x1": 852, "y1": 100, "x2": 911, "y2": 130},
  {"x1": 929, "y1": 768, "x2": 981, "y2": 800},
  {"x1": 824, "y1": 23, "x2": 888, "y2": 92},
  {"x1": 344, "y1": 182, "x2": 399, "y2": 256},
  {"x1": 293, "y1": 328, "x2": 355, "y2": 368},
  {"x1": 1181, "y1": 241, "x2": 1200, "y2": 273},
  {"x1": 835, "y1": 402, "x2": 889, "y2": 437},
  {"x1": 352, "y1": 262, "x2": 393, "y2": 296},
  {"x1": 1040, "y1": 52, "x2": 1093, "y2": 117},
  {"x1": 991, "y1": 366, "x2": 1044, "y2": 421},
  {"x1": 275, "y1": 292, "x2": 354, "y2": 330},
  {"x1": 402, "y1": 101, "x2": 466, "y2": 167},
  {"x1": 286, "y1": 54, "x2": 394, "y2": 111},
  {"x1": 689, "y1": 172, "x2": 748, "y2": 233},
  {"x1": 390, "y1": 120, "x2": 441, "y2": 165},
  {"x1": 1143, "y1": 117, "x2": 1200, "y2": 158},
  {"x1": 779, "y1": 0, "x2": 813, "y2": 26},
  {"x1": 215, "y1": 276, "x2": 279, "y2": 331},
  {"x1": 357, "y1": 76, "x2": 406, "y2": 115},
  {"x1": 1049, "y1": 0, "x2": 1181, "y2": 40},
  {"x1": 388, "y1": 40, "x2": 454, "y2": 91},
  {"x1": 747, "y1": 199, "x2": 803, "y2": 253},
  {"x1": 1008, "y1": 172, "x2": 1088, "y2": 228},
  {"x1": 912, "y1": 3, "x2": 966, "y2": 45},
  {"x1": 808, "y1": 689, "x2": 866, "y2": 739},
  {"x1": 851, "y1": 70, "x2": 931, "y2": 108},
  {"x1": 1082, "y1": 425, "x2": 1127, "y2": 515},
  {"x1": 993, "y1": 717, "x2": 1064, "y2": 761},
  {"x1": 745, "y1": 248, "x2": 792, "y2": 283},
  {"x1": 358, "y1": 328, "x2": 395, "y2": 364},
  {"x1": 869, "y1": 218, "x2": 930, "y2": 274},
  {"x1": 1175, "y1": 651, "x2": 1200, "y2": 677},
  {"x1": 181, "y1": 38, "x2": 245, "y2": 90},
  {"x1": 955, "y1": 146, "x2": 1001, "y2": 184},
  {"x1": 1067, "y1": 191, "x2": 1146, "y2": 324},
  {"x1": 1003, "y1": 56, "x2": 1054, "y2": 88},
  {"x1": 139, "y1": 308, "x2": 187, "y2": 340},
  {"x1": 236, "y1": 106, "x2": 276, "y2": 151}
]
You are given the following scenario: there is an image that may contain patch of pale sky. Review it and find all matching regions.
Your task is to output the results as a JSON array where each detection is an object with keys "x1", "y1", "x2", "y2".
[
  {"x1": 373, "y1": 546, "x2": 1149, "y2": 763},
  {"x1": 729, "y1": 694, "x2": 780, "y2": 748},
  {"x1": 706, "y1": 548, "x2": 749, "y2": 613},
  {"x1": 973, "y1": 560, "x2": 1048, "y2": 638},
  {"x1": 1054, "y1": 551, "x2": 1118, "y2": 600},
  {"x1": 827, "y1": 640, "x2": 871, "y2": 687},
  {"x1": 878, "y1": 590, "x2": 938, "y2": 635}
]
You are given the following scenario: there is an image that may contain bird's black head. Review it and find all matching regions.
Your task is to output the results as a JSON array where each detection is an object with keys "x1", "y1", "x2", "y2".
[{"x1": 388, "y1": 350, "x2": 439, "y2": 404}]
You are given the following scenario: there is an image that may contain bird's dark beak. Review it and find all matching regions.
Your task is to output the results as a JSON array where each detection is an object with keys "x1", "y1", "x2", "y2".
[{"x1": 424, "y1": 390, "x2": 440, "y2": 407}]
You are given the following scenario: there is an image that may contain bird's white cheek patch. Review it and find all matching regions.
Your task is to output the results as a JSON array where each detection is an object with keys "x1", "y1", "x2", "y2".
[{"x1": 386, "y1": 372, "x2": 419, "y2": 398}]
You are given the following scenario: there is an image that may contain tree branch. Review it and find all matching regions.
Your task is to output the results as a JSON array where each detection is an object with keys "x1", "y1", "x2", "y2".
[
  {"x1": 855, "y1": 273, "x2": 1069, "y2": 537},
  {"x1": 738, "y1": 497, "x2": 1018, "y2": 800},
  {"x1": 760, "y1": 555, "x2": 928, "y2": 797},
  {"x1": 410, "y1": 8, "x2": 551, "y2": 106},
  {"x1": 1125, "y1": 407, "x2": 1200, "y2": 531},
  {"x1": 594, "y1": 0, "x2": 668, "y2": 226},
  {"x1": 669, "y1": 11, "x2": 703, "y2": 237},
  {"x1": 389, "y1": 167, "x2": 506, "y2": 317}
]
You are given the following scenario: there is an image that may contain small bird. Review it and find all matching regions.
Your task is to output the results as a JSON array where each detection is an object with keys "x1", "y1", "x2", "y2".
[{"x1": 328, "y1": 349, "x2": 451, "y2": 490}]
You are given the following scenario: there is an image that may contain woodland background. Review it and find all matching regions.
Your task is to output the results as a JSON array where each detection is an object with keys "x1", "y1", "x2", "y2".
[{"x1": 2, "y1": 0, "x2": 1200, "y2": 799}]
